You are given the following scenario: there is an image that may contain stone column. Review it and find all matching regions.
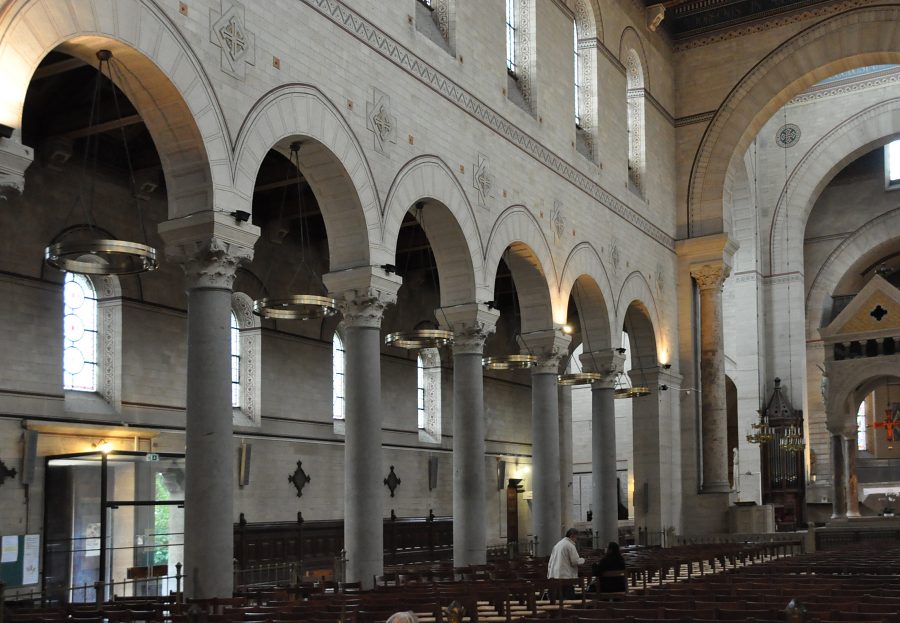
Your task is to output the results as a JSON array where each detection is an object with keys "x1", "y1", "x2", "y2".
[
  {"x1": 581, "y1": 350, "x2": 624, "y2": 548},
  {"x1": 325, "y1": 267, "x2": 401, "y2": 589},
  {"x1": 691, "y1": 263, "x2": 731, "y2": 493},
  {"x1": 159, "y1": 212, "x2": 258, "y2": 599},
  {"x1": 559, "y1": 384, "x2": 573, "y2": 534},
  {"x1": 830, "y1": 432, "x2": 846, "y2": 519},
  {"x1": 441, "y1": 303, "x2": 498, "y2": 566},
  {"x1": 845, "y1": 433, "x2": 860, "y2": 518},
  {"x1": 529, "y1": 332, "x2": 569, "y2": 556},
  {"x1": 0, "y1": 135, "x2": 34, "y2": 199}
]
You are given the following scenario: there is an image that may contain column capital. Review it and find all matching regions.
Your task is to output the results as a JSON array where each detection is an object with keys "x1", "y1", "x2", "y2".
[
  {"x1": 325, "y1": 266, "x2": 402, "y2": 329},
  {"x1": 580, "y1": 349, "x2": 626, "y2": 388},
  {"x1": 440, "y1": 303, "x2": 499, "y2": 355},
  {"x1": 690, "y1": 262, "x2": 731, "y2": 291},
  {"x1": 523, "y1": 329, "x2": 571, "y2": 374},
  {"x1": 0, "y1": 137, "x2": 34, "y2": 199},
  {"x1": 159, "y1": 211, "x2": 259, "y2": 290}
]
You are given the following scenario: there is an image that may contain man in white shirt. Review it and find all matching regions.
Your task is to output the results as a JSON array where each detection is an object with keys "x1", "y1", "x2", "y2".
[{"x1": 547, "y1": 528, "x2": 585, "y2": 599}]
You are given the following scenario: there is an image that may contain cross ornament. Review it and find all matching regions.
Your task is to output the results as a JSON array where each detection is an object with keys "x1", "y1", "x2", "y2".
[
  {"x1": 210, "y1": 1, "x2": 256, "y2": 80},
  {"x1": 874, "y1": 409, "x2": 898, "y2": 442}
]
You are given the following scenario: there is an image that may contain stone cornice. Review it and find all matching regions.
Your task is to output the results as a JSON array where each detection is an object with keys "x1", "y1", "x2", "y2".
[
  {"x1": 788, "y1": 66, "x2": 900, "y2": 105},
  {"x1": 675, "y1": 111, "x2": 716, "y2": 127},
  {"x1": 299, "y1": 0, "x2": 675, "y2": 251}
]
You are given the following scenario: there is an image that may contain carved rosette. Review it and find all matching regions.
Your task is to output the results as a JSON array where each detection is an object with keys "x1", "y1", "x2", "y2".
[
  {"x1": 691, "y1": 263, "x2": 730, "y2": 292},
  {"x1": 171, "y1": 238, "x2": 254, "y2": 290}
]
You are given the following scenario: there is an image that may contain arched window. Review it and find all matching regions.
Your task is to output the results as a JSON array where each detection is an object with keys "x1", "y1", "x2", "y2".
[
  {"x1": 418, "y1": 348, "x2": 442, "y2": 442},
  {"x1": 624, "y1": 46, "x2": 647, "y2": 196},
  {"x1": 63, "y1": 273, "x2": 98, "y2": 392},
  {"x1": 505, "y1": 0, "x2": 518, "y2": 74},
  {"x1": 417, "y1": 354, "x2": 426, "y2": 429},
  {"x1": 886, "y1": 139, "x2": 900, "y2": 187},
  {"x1": 333, "y1": 332, "x2": 345, "y2": 420},
  {"x1": 573, "y1": 20, "x2": 582, "y2": 128},
  {"x1": 857, "y1": 396, "x2": 868, "y2": 451},
  {"x1": 230, "y1": 312, "x2": 241, "y2": 409}
]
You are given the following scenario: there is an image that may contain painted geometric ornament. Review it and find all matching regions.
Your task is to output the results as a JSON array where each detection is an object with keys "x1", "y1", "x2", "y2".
[
  {"x1": 210, "y1": 0, "x2": 256, "y2": 79},
  {"x1": 775, "y1": 123, "x2": 801, "y2": 148}
]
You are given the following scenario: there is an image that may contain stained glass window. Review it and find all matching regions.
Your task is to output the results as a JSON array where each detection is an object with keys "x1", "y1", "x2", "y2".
[{"x1": 63, "y1": 273, "x2": 98, "y2": 391}]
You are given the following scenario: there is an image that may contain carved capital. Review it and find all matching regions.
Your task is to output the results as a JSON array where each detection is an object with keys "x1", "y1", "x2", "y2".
[
  {"x1": 338, "y1": 288, "x2": 396, "y2": 329},
  {"x1": 172, "y1": 238, "x2": 253, "y2": 290},
  {"x1": 691, "y1": 263, "x2": 730, "y2": 291},
  {"x1": 580, "y1": 349, "x2": 626, "y2": 387},
  {"x1": 441, "y1": 302, "x2": 498, "y2": 355},
  {"x1": 0, "y1": 137, "x2": 34, "y2": 199},
  {"x1": 159, "y1": 211, "x2": 258, "y2": 290},
  {"x1": 524, "y1": 330, "x2": 571, "y2": 374}
]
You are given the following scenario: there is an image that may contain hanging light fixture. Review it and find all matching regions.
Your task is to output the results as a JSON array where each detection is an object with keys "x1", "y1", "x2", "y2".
[
  {"x1": 44, "y1": 50, "x2": 158, "y2": 276},
  {"x1": 483, "y1": 354, "x2": 538, "y2": 370},
  {"x1": 613, "y1": 331, "x2": 650, "y2": 399},
  {"x1": 385, "y1": 203, "x2": 453, "y2": 350},
  {"x1": 779, "y1": 424, "x2": 805, "y2": 453},
  {"x1": 253, "y1": 141, "x2": 337, "y2": 320},
  {"x1": 746, "y1": 412, "x2": 775, "y2": 445},
  {"x1": 558, "y1": 282, "x2": 605, "y2": 386}
]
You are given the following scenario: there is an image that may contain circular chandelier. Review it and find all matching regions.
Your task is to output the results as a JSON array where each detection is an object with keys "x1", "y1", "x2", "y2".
[
  {"x1": 483, "y1": 354, "x2": 537, "y2": 370},
  {"x1": 252, "y1": 141, "x2": 337, "y2": 321},
  {"x1": 45, "y1": 239, "x2": 157, "y2": 275},
  {"x1": 385, "y1": 329, "x2": 453, "y2": 350},
  {"x1": 557, "y1": 372, "x2": 603, "y2": 386},
  {"x1": 615, "y1": 386, "x2": 651, "y2": 399},
  {"x1": 254, "y1": 294, "x2": 337, "y2": 320},
  {"x1": 43, "y1": 50, "x2": 158, "y2": 277}
]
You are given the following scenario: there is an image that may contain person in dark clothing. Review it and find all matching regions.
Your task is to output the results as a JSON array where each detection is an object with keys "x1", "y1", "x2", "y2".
[{"x1": 591, "y1": 541, "x2": 627, "y2": 596}]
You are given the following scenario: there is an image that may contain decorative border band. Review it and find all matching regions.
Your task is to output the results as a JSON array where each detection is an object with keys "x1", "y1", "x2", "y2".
[{"x1": 299, "y1": 0, "x2": 676, "y2": 251}]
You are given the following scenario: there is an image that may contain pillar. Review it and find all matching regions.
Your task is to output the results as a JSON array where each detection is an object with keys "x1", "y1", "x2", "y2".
[
  {"x1": 529, "y1": 332, "x2": 569, "y2": 556},
  {"x1": 581, "y1": 350, "x2": 624, "y2": 548},
  {"x1": 159, "y1": 211, "x2": 258, "y2": 599},
  {"x1": 691, "y1": 263, "x2": 731, "y2": 493},
  {"x1": 325, "y1": 267, "x2": 401, "y2": 589},
  {"x1": 830, "y1": 432, "x2": 846, "y2": 519},
  {"x1": 845, "y1": 434, "x2": 860, "y2": 518},
  {"x1": 559, "y1": 384, "x2": 573, "y2": 534},
  {"x1": 442, "y1": 303, "x2": 497, "y2": 566}
]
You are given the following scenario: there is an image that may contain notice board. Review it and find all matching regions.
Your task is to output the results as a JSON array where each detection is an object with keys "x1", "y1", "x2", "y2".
[{"x1": 0, "y1": 534, "x2": 40, "y2": 586}]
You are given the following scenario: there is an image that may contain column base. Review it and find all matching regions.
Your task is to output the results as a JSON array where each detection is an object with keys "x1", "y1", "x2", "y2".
[{"x1": 701, "y1": 482, "x2": 733, "y2": 494}]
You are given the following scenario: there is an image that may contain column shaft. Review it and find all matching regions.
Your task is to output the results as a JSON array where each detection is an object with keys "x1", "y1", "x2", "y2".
[
  {"x1": 831, "y1": 433, "x2": 846, "y2": 519},
  {"x1": 558, "y1": 385, "x2": 574, "y2": 533},
  {"x1": 344, "y1": 323, "x2": 383, "y2": 588},
  {"x1": 453, "y1": 350, "x2": 487, "y2": 565},
  {"x1": 697, "y1": 280, "x2": 729, "y2": 492},
  {"x1": 591, "y1": 385, "x2": 617, "y2": 547},
  {"x1": 184, "y1": 287, "x2": 234, "y2": 598},
  {"x1": 532, "y1": 370, "x2": 561, "y2": 556},
  {"x1": 845, "y1": 437, "x2": 860, "y2": 518}
]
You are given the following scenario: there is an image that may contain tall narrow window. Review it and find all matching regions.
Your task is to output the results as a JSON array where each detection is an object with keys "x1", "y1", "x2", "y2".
[
  {"x1": 417, "y1": 354, "x2": 426, "y2": 429},
  {"x1": 505, "y1": 0, "x2": 518, "y2": 74},
  {"x1": 230, "y1": 312, "x2": 241, "y2": 409},
  {"x1": 63, "y1": 273, "x2": 98, "y2": 392},
  {"x1": 857, "y1": 397, "x2": 867, "y2": 451},
  {"x1": 333, "y1": 332, "x2": 346, "y2": 420},
  {"x1": 887, "y1": 139, "x2": 900, "y2": 186},
  {"x1": 573, "y1": 20, "x2": 582, "y2": 127}
]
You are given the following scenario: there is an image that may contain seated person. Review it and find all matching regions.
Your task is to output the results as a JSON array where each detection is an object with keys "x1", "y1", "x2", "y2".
[{"x1": 591, "y1": 541, "x2": 627, "y2": 595}]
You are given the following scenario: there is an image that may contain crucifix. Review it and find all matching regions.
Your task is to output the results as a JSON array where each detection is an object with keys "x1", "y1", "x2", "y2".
[{"x1": 874, "y1": 409, "x2": 898, "y2": 442}]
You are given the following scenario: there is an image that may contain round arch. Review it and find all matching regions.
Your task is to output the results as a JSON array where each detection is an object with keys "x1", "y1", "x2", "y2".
[
  {"x1": 769, "y1": 97, "x2": 900, "y2": 275},
  {"x1": 688, "y1": 5, "x2": 900, "y2": 238},
  {"x1": 618, "y1": 27, "x2": 648, "y2": 89},
  {"x1": 381, "y1": 155, "x2": 485, "y2": 307},
  {"x1": 615, "y1": 270, "x2": 662, "y2": 358},
  {"x1": 559, "y1": 242, "x2": 616, "y2": 352},
  {"x1": 574, "y1": 0, "x2": 603, "y2": 42},
  {"x1": 0, "y1": 0, "x2": 228, "y2": 217},
  {"x1": 233, "y1": 84, "x2": 380, "y2": 271},
  {"x1": 806, "y1": 209, "x2": 900, "y2": 335},
  {"x1": 484, "y1": 206, "x2": 557, "y2": 332},
  {"x1": 828, "y1": 363, "x2": 900, "y2": 432}
]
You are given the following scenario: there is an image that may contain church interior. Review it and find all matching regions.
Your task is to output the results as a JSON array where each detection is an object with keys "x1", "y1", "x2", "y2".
[{"x1": 1, "y1": 0, "x2": 900, "y2": 619}]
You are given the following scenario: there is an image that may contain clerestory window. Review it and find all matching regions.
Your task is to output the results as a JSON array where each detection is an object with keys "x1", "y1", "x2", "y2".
[{"x1": 63, "y1": 273, "x2": 98, "y2": 392}]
